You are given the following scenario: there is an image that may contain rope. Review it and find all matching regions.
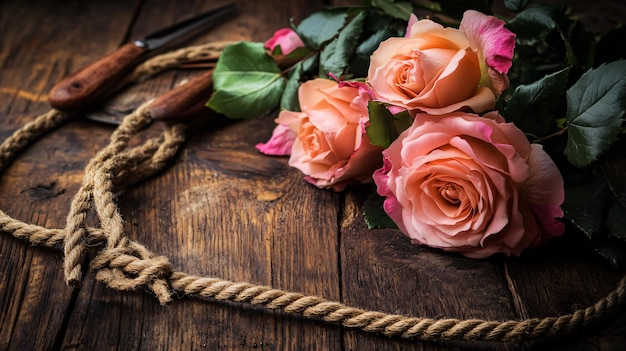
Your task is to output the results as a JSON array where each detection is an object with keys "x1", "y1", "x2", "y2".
[
  {"x1": 63, "y1": 100, "x2": 153, "y2": 286},
  {"x1": 121, "y1": 41, "x2": 234, "y2": 84},
  {"x1": 167, "y1": 272, "x2": 626, "y2": 342},
  {"x1": 0, "y1": 42, "x2": 624, "y2": 344}
]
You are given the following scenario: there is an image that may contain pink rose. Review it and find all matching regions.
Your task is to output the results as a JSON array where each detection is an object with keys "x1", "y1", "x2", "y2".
[
  {"x1": 373, "y1": 111, "x2": 564, "y2": 258},
  {"x1": 367, "y1": 11, "x2": 515, "y2": 114},
  {"x1": 264, "y1": 28, "x2": 306, "y2": 55},
  {"x1": 260, "y1": 78, "x2": 383, "y2": 191}
]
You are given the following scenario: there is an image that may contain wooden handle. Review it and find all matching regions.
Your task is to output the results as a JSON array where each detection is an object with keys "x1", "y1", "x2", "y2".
[
  {"x1": 149, "y1": 69, "x2": 214, "y2": 121},
  {"x1": 48, "y1": 42, "x2": 147, "y2": 111}
]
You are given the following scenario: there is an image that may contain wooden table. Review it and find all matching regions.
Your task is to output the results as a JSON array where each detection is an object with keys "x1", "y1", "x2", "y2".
[{"x1": 1, "y1": 0, "x2": 625, "y2": 350}]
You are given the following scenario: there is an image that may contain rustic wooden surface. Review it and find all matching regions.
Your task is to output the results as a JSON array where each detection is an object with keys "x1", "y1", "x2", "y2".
[{"x1": 1, "y1": 0, "x2": 625, "y2": 350}]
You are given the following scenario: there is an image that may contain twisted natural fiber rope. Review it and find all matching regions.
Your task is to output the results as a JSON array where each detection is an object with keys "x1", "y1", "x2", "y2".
[
  {"x1": 167, "y1": 272, "x2": 625, "y2": 341},
  {"x1": 0, "y1": 44, "x2": 625, "y2": 344},
  {"x1": 122, "y1": 41, "x2": 234, "y2": 84},
  {"x1": 63, "y1": 100, "x2": 154, "y2": 286}
]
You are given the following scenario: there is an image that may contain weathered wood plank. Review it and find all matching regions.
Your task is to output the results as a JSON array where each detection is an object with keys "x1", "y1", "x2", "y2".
[
  {"x1": 55, "y1": 114, "x2": 344, "y2": 350},
  {"x1": 502, "y1": 238, "x2": 626, "y2": 349},
  {"x1": 0, "y1": 0, "x2": 142, "y2": 350}
]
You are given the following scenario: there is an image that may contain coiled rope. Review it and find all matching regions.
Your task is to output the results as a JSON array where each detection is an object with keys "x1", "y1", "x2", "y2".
[{"x1": 0, "y1": 42, "x2": 624, "y2": 344}]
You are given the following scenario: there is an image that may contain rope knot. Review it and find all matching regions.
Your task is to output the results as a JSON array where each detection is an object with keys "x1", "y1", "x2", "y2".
[{"x1": 91, "y1": 239, "x2": 173, "y2": 304}]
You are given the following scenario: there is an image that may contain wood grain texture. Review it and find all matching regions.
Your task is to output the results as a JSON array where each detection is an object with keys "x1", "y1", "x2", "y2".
[
  {"x1": 1, "y1": 0, "x2": 625, "y2": 350},
  {"x1": 0, "y1": 1, "x2": 140, "y2": 350}
]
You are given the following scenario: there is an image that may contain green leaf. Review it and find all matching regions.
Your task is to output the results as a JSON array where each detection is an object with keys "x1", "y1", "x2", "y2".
[
  {"x1": 562, "y1": 178, "x2": 611, "y2": 240},
  {"x1": 504, "y1": 0, "x2": 528, "y2": 12},
  {"x1": 296, "y1": 9, "x2": 348, "y2": 50},
  {"x1": 607, "y1": 200, "x2": 626, "y2": 242},
  {"x1": 349, "y1": 28, "x2": 396, "y2": 77},
  {"x1": 506, "y1": 4, "x2": 559, "y2": 46},
  {"x1": 564, "y1": 60, "x2": 626, "y2": 167},
  {"x1": 207, "y1": 42, "x2": 285, "y2": 120},
  {"x1": 366, "y1": 102, "x2": 413, "y2": 148},
  {"x1": 280, "y1": 64, "x2": 303, "y2": 112},
  {"x1": 590, "y1": 237, "x2": 626, "y2": 270},
  {"x1": 595, "y1": 26, "x2": 626, "y2": 66},
  {"x1": 363, "y1": 191, "x2": 398, "y2": 230},
  {"x1": 211, "y1": 42, "x2": 281, "y2": 80},
  {"x1": 371, "y1": 0, "x2": 413, "y2": 20},
  {"x1": 362, "y1": 8, "x2": 406, "y2": 36},
  {"x1": 301, "y1": 52, "x2": 320, "y2": 74},
  {"x1": 566, "y1": 20, "x2": 595, "y2": 70},
  {"x1": 319, "y1": 11, "x2": 366, "y2": 78},
  {"x1": 601, "y1": 157, "x2": 626, "y2": 208},
  {"x1": 569, "y1": 155, "x2": 626, "y2": 269},
  {"x1": 503, "y1": 67, "x2": 569, "y2": 137}
]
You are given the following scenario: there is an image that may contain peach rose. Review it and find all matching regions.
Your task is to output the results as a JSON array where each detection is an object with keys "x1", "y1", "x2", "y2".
[
  {"x1": 257, "y1": 78, "x2": 383, "y2": 191},
  {"x1": 367, "y1": 11, "x2": 515, "y2": 114},
  {"x1": 373, "y1": 111, "x2": 565, "y2": 258}
]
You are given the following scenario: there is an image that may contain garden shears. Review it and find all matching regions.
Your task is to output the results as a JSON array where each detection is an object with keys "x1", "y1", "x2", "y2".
[{"x1": 48, "y1": 2, "x2": 237, "y2": 122}]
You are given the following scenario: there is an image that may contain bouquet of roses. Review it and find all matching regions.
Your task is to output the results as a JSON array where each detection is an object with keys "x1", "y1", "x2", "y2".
[{"x1": 206, "y1": 0, "x2": 626, "y2": 264}]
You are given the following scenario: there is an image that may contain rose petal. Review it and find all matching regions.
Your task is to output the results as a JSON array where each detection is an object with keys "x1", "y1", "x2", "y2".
[
  {"x1": 525, "y1": 144, "x2": 565, "y2": 237},
  {"x1": 407, "y1": 19, "x2": 470, "y2": 47},
  {"x1": 256, "y1": 123, "x2": 296, "y2": 156},
  {"x1": 459, "y1": 10, "x2": 516, "y2": 74},
  {"x1": 374, "y1": 159, "x2": 408, "y2": 233},
  {"x1": 404, "y1": 13, "x2": 419, "y2": 37},
  {"x1": 415, "y1": 48, "x2": 481, "y2": 108},
  {"x1": 488, "y1": 67, "x2": 510, "y2": 95},
  {"x1": 409, "y1": 87, "x2": 496, "y2": 115}
]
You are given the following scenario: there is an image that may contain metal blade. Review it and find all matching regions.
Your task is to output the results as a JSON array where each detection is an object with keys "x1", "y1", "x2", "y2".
[{"x1": 137, "y1": 2, "x2": 238, "y2": 50}]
